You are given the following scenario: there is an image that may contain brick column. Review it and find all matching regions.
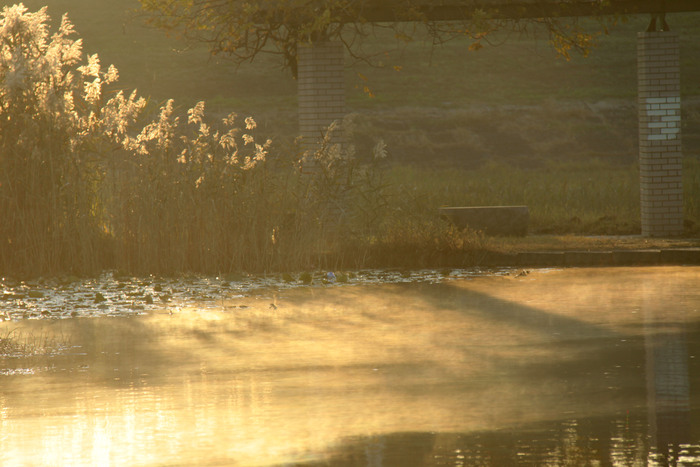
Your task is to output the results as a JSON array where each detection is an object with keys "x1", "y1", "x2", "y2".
[
  {"x1": 638, "y1": 32, "x2": 683, "y2": 236},
  {"x1": 297, "y1": 40, "x2": 345, "y2": 160}
]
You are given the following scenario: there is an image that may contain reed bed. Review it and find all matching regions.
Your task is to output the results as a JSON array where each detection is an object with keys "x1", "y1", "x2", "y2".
[
  {"x1": 0, "y1": 329, "x2": 70, "y2": 357},
  {"x1": 0, "y1": 5, "x2": 394, "y2": 276}
]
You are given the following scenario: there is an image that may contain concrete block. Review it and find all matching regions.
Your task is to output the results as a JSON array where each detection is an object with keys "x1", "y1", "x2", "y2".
[
  {"x1": 478, "y1": 251, "x2": 519, "y2": 267},
  {"x1": 564, "y1": 251, "x2": 614, "y2": 266},
  {"x1": 517, "y1": 252, "x2": 566, "y2": 267},
  {"x1": 613, "y1": 250, "x2": 661, "y2": 265},
  {"x1": 660, "y1": 249, "x2": 700, "y2": 264}
]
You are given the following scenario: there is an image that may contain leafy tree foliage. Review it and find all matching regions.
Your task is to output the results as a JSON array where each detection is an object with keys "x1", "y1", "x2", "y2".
[{"x1": 139, "y1": 0, "x2": 610, "y2": 77}]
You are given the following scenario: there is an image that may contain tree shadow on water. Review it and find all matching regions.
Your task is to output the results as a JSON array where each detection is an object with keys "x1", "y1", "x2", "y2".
[{"x1": 388, "y1": 280, "x2": 620, "y2": 341}]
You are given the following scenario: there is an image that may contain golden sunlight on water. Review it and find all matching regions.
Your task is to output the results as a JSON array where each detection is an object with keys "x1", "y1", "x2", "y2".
[{"x1": 1, "y1": 267, "x2": 699, "y2": 465}]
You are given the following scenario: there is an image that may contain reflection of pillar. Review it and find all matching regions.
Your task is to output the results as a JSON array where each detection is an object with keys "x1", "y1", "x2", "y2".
[
  {"x1": 637, "y1": 30, "x2": 684, "y2": 236},
  {"x1": 364, "y1": 436, "x2": 385, "y2": 466},
  {"x1": 644, "y1": 294, "x2": 691, "y2": 457},
  {"x1": 297, "y1": 40, "x2": 345, "y2": 167},
  {"x1": 645, "y1": 332, "x2": 691, "y2": 448}
]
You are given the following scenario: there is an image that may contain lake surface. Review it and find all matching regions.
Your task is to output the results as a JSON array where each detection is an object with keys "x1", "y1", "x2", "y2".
[{"x1": 1, "y1": 266, "x2": 699, "y2": 466}]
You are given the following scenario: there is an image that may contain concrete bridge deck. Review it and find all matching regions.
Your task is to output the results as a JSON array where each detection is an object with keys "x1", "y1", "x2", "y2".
[{"x1": 355, "y1": 0, "x2": 700, "y2": 21}]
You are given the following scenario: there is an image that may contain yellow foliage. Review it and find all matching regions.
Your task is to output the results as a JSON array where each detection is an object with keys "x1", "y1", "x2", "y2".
[{"x1": 468, "y1": 41, "x2": 483, "y2": 52}]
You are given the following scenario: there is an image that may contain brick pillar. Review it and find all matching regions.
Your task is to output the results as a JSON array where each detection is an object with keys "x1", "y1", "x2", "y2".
[
  {"x1": 297, "y1": 40, "x2": 345, "y2": 162},
  {"x1": 638, "y1": 32, "x2": 683, "y2": 236}
]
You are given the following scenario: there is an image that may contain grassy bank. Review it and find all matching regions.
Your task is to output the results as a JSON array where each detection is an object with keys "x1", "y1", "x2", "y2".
[{"x1": 386, "y1": 158, "x2": 700, "y2": 236}]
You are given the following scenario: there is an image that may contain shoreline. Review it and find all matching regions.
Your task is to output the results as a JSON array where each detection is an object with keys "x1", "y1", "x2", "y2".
[
  {"x1": 477, "y1": 247, "x2": 700, "y2": 268},
  {"x1": 474, "y1": 235, "x2": 700, "y2": 267}
]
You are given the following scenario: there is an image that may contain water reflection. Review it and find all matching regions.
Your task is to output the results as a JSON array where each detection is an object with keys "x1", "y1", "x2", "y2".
[
  {"x1": 644, "y1": 278, "x2": 694, "y2": 466},
  {"x1": 1, "y1": 267, "x2": 699, "y2": 465}
]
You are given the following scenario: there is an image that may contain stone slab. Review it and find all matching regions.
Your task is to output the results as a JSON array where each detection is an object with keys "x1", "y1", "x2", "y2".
[
  {"x1": 564, "y1": 251, "x2": 615, "y2": 266},
  {"x1": 478, "y1": 252, "x2": 520, "y2": 267},
  {"x1": 518, "y1": 252, "x2": 566, "y2": 267},
  {"x1": 659, "y1": 248, "x2": 700, "y2": 264},
  {"x1": 613, "y1": 250, "x2": 661, "y2": 265}
]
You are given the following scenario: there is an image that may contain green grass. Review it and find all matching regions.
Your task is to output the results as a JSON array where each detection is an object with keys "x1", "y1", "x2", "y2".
[
  {"x1": 386, "y1": 161, "x2": 642, "y2": 234},
  {"x1": 381, "y1": 157, "x2": 700, "y2": 250}
]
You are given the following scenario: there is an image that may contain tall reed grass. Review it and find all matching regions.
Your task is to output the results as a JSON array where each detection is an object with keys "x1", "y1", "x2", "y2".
[
  {"x1": 0, "y1": 3, "x2": 401, "y2": 276},
  {"x1": 0, "y1": 5, "x2": 144, "y2": 276}
]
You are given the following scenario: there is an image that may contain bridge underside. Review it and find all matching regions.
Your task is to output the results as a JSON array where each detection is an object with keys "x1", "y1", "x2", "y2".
[{"x1": 356, "y1": 1, "x2": 699, "y2": 22}]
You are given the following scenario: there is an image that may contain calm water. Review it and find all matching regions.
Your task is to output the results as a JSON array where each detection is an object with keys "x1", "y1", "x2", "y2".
[{"x1": 1, "y1": 266, "x2": 699, "y2": 466}]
